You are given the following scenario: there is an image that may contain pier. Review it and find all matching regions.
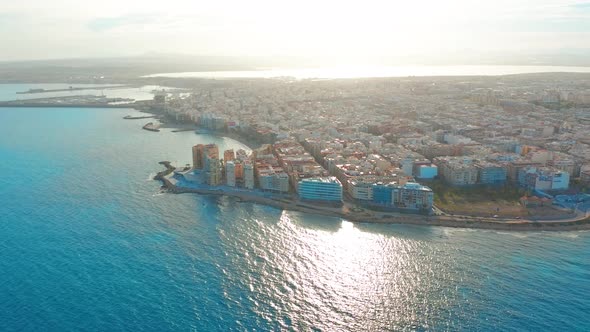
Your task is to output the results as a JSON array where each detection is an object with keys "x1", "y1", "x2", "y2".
[
  {"x1": 16, "y1": 85, "x2": 136, "y2": 94},
  {"x1": 142, "y1": 122, "x2": 160, "y2": 132},
  {"x1": 123, "y1": 115, "x2": 156, "y2": 120},
  {"x1": 0, "y1": 95, "x2": 136, "y2": 108}
]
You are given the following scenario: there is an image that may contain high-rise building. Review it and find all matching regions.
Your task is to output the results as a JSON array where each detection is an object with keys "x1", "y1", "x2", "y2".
[
  {"x1": 234, "y1": 162, "x2": 244, "y2": 180},
  {"x1": 205, "y1": 158, "x2": 222, "y2": 186},
  {"x1": 477, "y1": 163, "x2": 507, "y2": 185},
  {"x1": 203, "y1": 144, "x2": 222, "y2": 186},
  {"x1": 401, "y1": 157, "x2": 414, "y2": 176},
  {"x1": 371, "y1": 182, "x2": 433, "y2": 211},
  {"x1": 203, "y1": 144, "x2": 219, "y2": 169},
  {"x1": 199, "y1": 113, "x2": 227, "y2": 130},
  {"x1": 224, "y1": 149, "x2": 235, "y2": 163},
  {"x1": 298, "y1": 177, "x2": 342, "y2": 202},
  {"x1": 258, "y1": 171, "x2": 290, "y2": 193},
  {"x1": 244, "y1": 162, "x2": 255, "y2": 189},
  {"x1": 347, "y1": 180, "x2": 374, "y2": 201},
  {"x1": 435, "y1": 157, "x2": 478, "y2": 186},
  {"x1": 518, "y1": 167, "x2": 570, "y2": 191},
  {"x1": 372, "y1": 183, "x2": 394, "y2": 206},
  {"x1": 446, "y1": 166, "x2": 478, "y2": 185},
  {"x1": 226, "y1": 161, "x2": 236, "y2": 187},
  {"x1": 395, "y1": 183, "x2": 434, "y2": 211},
  {"x1": 192, "y1": 144, "x2": 205, "y2": 169}
]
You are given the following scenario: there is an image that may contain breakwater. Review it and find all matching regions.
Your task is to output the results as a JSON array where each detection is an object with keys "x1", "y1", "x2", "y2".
[
  {"x1": 0, "y1": 102, "x2": 135, "y2": 108},
  {"x1": 124, "y1": 115, "x2": 156, "y2": 120},
  {"x1": 16, "y1": 85, "x2": 135, "y2": 94}
]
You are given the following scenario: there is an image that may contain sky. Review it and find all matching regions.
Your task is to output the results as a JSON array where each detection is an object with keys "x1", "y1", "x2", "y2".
[{"x1": 1, "y1": 0, "x2": 590, "y2": 62}]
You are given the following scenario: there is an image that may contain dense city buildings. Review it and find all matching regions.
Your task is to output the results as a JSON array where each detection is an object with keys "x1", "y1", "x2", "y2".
[{"x1": 163, "y1": 73, "x2": 590, "y2": 212}]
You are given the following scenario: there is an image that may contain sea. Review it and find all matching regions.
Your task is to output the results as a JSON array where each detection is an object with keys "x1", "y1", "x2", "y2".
[{"x1": 1, "y1": 84, "x2": 590, "y2": 331}]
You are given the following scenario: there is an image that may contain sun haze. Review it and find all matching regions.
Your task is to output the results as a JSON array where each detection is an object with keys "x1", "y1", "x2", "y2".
[{"x1": 1, "y1": 0, "x2": 590, "y2": 62}]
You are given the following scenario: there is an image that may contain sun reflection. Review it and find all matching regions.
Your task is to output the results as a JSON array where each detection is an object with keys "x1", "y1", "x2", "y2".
[
  {"x1": 339, "y1": 220, "x2": 354, "y2": 232},
  {"x1": 276, "y1": 212, "x2": 416, "y2": 328},
  {"x1": 224, "y1": 210, "x2": 464, "y2": 330}
]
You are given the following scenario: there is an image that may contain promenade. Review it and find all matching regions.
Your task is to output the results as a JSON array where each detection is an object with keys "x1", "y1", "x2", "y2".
[{"x1": 155, "y1": 162, "x2": 590, "y2": 231}]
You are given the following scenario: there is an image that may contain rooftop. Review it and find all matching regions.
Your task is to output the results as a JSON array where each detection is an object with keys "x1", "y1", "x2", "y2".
[{"x1": 299, "y1": 176, "x2": 341, "y2": 184}]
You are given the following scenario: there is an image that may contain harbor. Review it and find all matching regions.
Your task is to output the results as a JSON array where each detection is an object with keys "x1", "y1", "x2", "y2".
[
  {"x1": 16, "y1": 85, "x2": 135, "y2": 94},
  {"x1": 0, "y1": 95, "x2": 135, "y2": 108}
]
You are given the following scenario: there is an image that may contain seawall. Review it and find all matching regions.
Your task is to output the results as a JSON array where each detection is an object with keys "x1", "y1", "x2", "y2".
[{"x1": 154, "y1": 162, "x2": 590, "y2": 232}]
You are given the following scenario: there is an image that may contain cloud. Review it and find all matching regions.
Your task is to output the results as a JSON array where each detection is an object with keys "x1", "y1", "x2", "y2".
[
  {"x1": 2, "y1": 0, "x2": 590, "y2": 61},
  {"x1": 572, "y1": 2, "x2": 590, "y2": 9},
  {"x1": 87, "y1": 14, "x2": 159, "y2": 32},
  {"x1": 0, "y1": 12, "x2": 23, "y2": 26}
]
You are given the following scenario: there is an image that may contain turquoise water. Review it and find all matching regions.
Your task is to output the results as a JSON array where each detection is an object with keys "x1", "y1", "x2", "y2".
[{"x1": 1, "y1": 106, "x2": 590, "y2": 331}]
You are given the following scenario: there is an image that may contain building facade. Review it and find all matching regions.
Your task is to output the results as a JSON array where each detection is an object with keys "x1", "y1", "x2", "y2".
[
  {"x1": 259, "y1": 172, "x2": 290, "y2": 193},
  {"x1": 370, "y1": 182, "x2": 434, "y2": 211},
  {"x1": 518, "y1": 167, "x2": 570, "y2": 191},
  {"x1": 298, "y1": 177, "x2": 343, "y2": 202},
  {"x1": 477, "y1": 164, "x2": 507, "y2": 185},
  {"x1": 226, "y1": 161, "x2": 236, "y2": 187},
  {"x1": 192, "y1": 144, "x2": 204, "y2": 169},
  {"x1": 244, "y1": 162, "x2": 255, "y2": 189},
  {"x1": 203, "y1": 144, "x2": 222, "y2": 186}
]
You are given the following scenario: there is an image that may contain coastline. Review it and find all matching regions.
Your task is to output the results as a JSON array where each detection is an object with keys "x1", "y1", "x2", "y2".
[
  {"x1": 11, "y1": 94, "x2": 583, "y2": 231},
  {"x1": 154, "y1": 162, "x2": 590, "y2": 232},
  {"x1": 151, "y1": 108, "x2": 264, "y2": 150}
]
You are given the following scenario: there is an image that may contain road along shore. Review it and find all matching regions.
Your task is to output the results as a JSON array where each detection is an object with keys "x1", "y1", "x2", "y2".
[{"x1": 154, "y1": 162, "x2": 590, "y2": 232}]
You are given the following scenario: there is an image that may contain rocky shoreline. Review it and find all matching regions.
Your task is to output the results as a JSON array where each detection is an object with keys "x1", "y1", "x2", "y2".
[{"x1": 154, "y1": 162, "x2": 590, "y2": 232}]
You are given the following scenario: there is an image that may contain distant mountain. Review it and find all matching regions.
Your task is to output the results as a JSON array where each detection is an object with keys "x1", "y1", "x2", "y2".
[{"x1": 1, "y1": 51, "x2": 590, "y2": 83}]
